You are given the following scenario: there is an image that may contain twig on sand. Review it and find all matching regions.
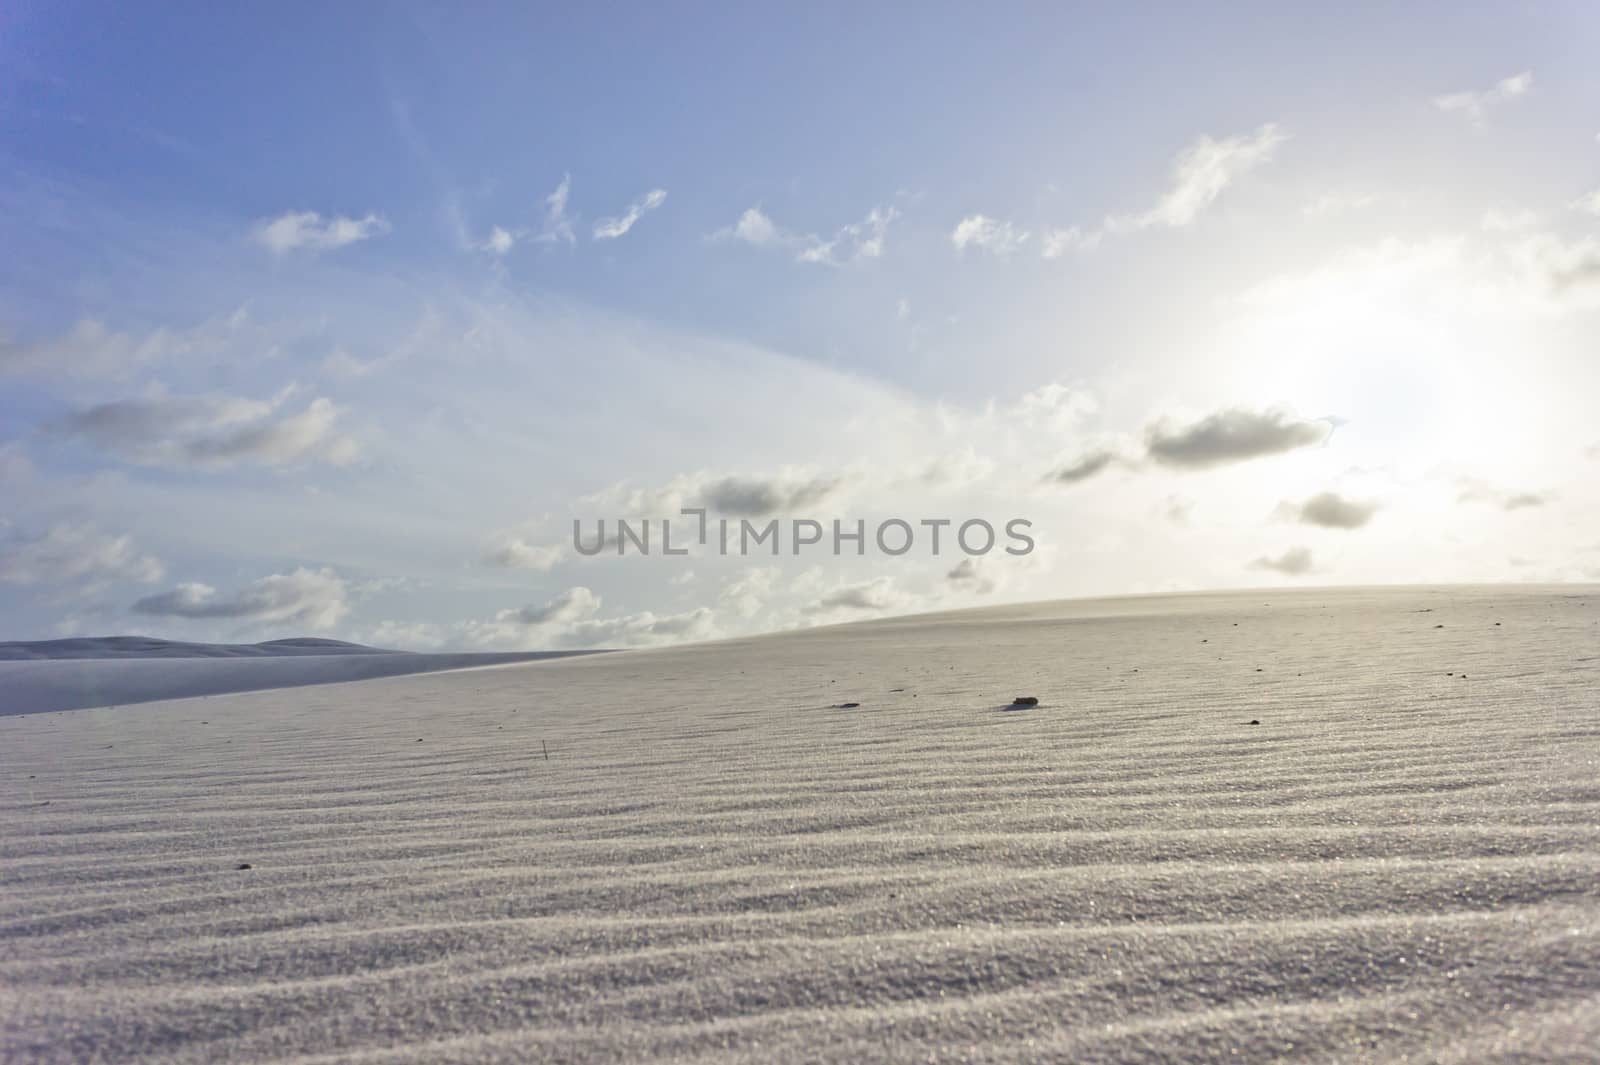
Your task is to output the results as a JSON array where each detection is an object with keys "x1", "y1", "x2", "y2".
[{"x1": 542, "y1": 739, "x2": 549, "y2": 761}]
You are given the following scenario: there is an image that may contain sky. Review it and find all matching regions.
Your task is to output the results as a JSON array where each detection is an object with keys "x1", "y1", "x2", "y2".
[{"x1": 2, "y1": 3, "x2": 1599, "y2": 650}]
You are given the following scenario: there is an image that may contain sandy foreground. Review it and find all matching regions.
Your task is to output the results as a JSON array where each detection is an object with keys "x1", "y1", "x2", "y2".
[{"x1": 2, "y1": 586, "x2": 1598, "y2": 1063}]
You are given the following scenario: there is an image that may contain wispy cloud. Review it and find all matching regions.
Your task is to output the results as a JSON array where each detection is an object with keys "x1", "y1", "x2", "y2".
[
  {"x1": 1456, "y1": 478, "x2": 1549, "y2": 511},
  {"x1": 537, "y1": 174, "x2": 576, "y2": 244},
  {"x1": 254, "y1": 210, "x2": 390, "y2": 254},
  {"x1": 962, "y1": 124, "x2": 1282, "y2": 260},
  {"x1": 1111, "y1": 124, "x2": 1284, "y2": 231},
  {"x1": 1434, "y1": 71, "x2": 1533, "y2": 125},
  {"x1": 593, "y1": 189, "x2": 667, "y2": 240},
  {"x1": 715, "y1": 204, "x2": 899, "y2": 264},
  {"x1": 1, "y1": 310, "x2": 250, "y2": 380},
  {"x1": 1044, "y1": 448, "x2": 1120, "y2": 485}
]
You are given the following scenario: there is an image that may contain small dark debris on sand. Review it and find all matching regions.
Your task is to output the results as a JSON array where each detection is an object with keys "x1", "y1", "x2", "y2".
[
  {"x1": 889, "y1": 688, "x2": 906, "y2": 692},
  {"x1": 1434, "y1": 624, "x2": 1445, "y2": 629},
  {"x1": 834, "y1": 702, "x2": 861, "y2": 709},
  {"x1": 1248, "y1": 719, "x2": 1260, "y2": 726},
  {"x1": 236, "y1": 863, "x2": 253, "y2": 871},
  {"x1": 1011, "y1": 696, "x2": 1040, "y2": 707}
]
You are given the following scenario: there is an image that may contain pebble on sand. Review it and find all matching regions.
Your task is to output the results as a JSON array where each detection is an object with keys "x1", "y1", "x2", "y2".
[
  {"x1": 236, "y1": 863, "x2": 253, "y2": 870},
  {"x1": 1011, "y1": 696, "x2": 1040, "y2": 707}
]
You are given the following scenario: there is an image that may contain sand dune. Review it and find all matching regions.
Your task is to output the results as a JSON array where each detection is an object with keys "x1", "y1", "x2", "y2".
[
  {"x1": 0, "y1": 636, "x2": 404, "y2": 660},
  {"x1": 2, "y1": 586, "x2": 1598, "y2": 1062},
  {"x1": 0, "y1": 650, "x2": 607, "y2": 717}
]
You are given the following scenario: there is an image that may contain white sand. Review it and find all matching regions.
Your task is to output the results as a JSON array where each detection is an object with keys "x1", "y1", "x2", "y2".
[{"x1": 2, "y1": 586, "x2": 1598, "y2": 1063}]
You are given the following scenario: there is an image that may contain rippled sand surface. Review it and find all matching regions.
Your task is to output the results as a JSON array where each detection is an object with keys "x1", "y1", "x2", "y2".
[{"x1": 3, "y1": 586, "x2": 1598, "y2": 1063}]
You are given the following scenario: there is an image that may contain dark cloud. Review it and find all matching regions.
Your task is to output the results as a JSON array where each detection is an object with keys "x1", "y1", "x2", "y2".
[
  {"x1": 1250, "y1": 546, "x2": 1314, "y2": 576},
  {"x1": 1289, "y1": 491, "x2": 1380, "y2": 529},
  {"x1": 1044, "y1": 449, "x2": 1118, "y2": 485},
  {"x1": 695, "y1": 475, "x2": 843, "y2": 517},
  {"x1": 53, "y1": 392, "x2": 356, "y2": 469},
  {"x1": 946, "y1": 558, "x2": 997, "y2": 595},
  {"x1": 1145, "y1": 407, "x2": 1332, "y2": 470},
  {"x1": 132, "y1": 567, "x2": 348, "y2": 628}
]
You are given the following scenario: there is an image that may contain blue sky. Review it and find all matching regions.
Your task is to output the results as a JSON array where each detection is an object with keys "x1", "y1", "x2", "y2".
[{"x1": 3, "y1": 3, "x2": 1599, "y2": 648}]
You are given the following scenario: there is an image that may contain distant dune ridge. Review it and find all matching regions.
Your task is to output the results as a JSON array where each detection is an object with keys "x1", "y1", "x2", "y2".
[
  {"x1": 0, "y1": 639, "x2": 608, "y2": 715},
  {"x1": 0, "y1": 635, "x2": 400, "y2": 660},
  {"x1": 2, "y1": 586, "x2": 1598, "y2": 1063}
]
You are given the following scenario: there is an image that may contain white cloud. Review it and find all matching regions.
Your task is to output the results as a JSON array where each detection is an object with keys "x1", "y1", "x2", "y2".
[
  {"x1": 361, "y1": 619, "x2": 450, "y2": 651},
  {"x1": 482, "y1": 226, "x2": 516, "y2": 255},
  {"x1": 1434, "y1": 71, "x2": 1533, "y2": 124},
  {"x1": 0, "y1": 524, "x2": 164, "y2": 587},
  {"x1": 715, "y1": 204, "x2": 899, "y2": 264},
  {"x1": 1570, "y1": 190, "x2": 1600, "y2": 218},
  {"x1": 951, "y1": 214, "x2": 1029, "y2": 257},
  {"x1": 254, "y1": 210, "x2": 390, "y2": 254},
  {"x1": 502, "y1": 585, "x2": 601, "y2": 626},
  {"x1": 485, "y1": 536, "x2": 563, "y2": 572},
  {"x1": 727, "y1": 206, "x2": 779, "y2": 245},
  {"x1": 801, "y1": 575, "x2": 910, "y2": 616},
  {"x1": 721, "y1": 566, "x2": 778, "y2": 619},
  {"x1": 132, "y1": 567, "x2": 349, "y2": 629},
  {"x1": 469, "y1": 585, "x2": 715, "y2": 648},
  {"x1": 593, "y1": 188, "x2": 667, "y2": 240}
]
